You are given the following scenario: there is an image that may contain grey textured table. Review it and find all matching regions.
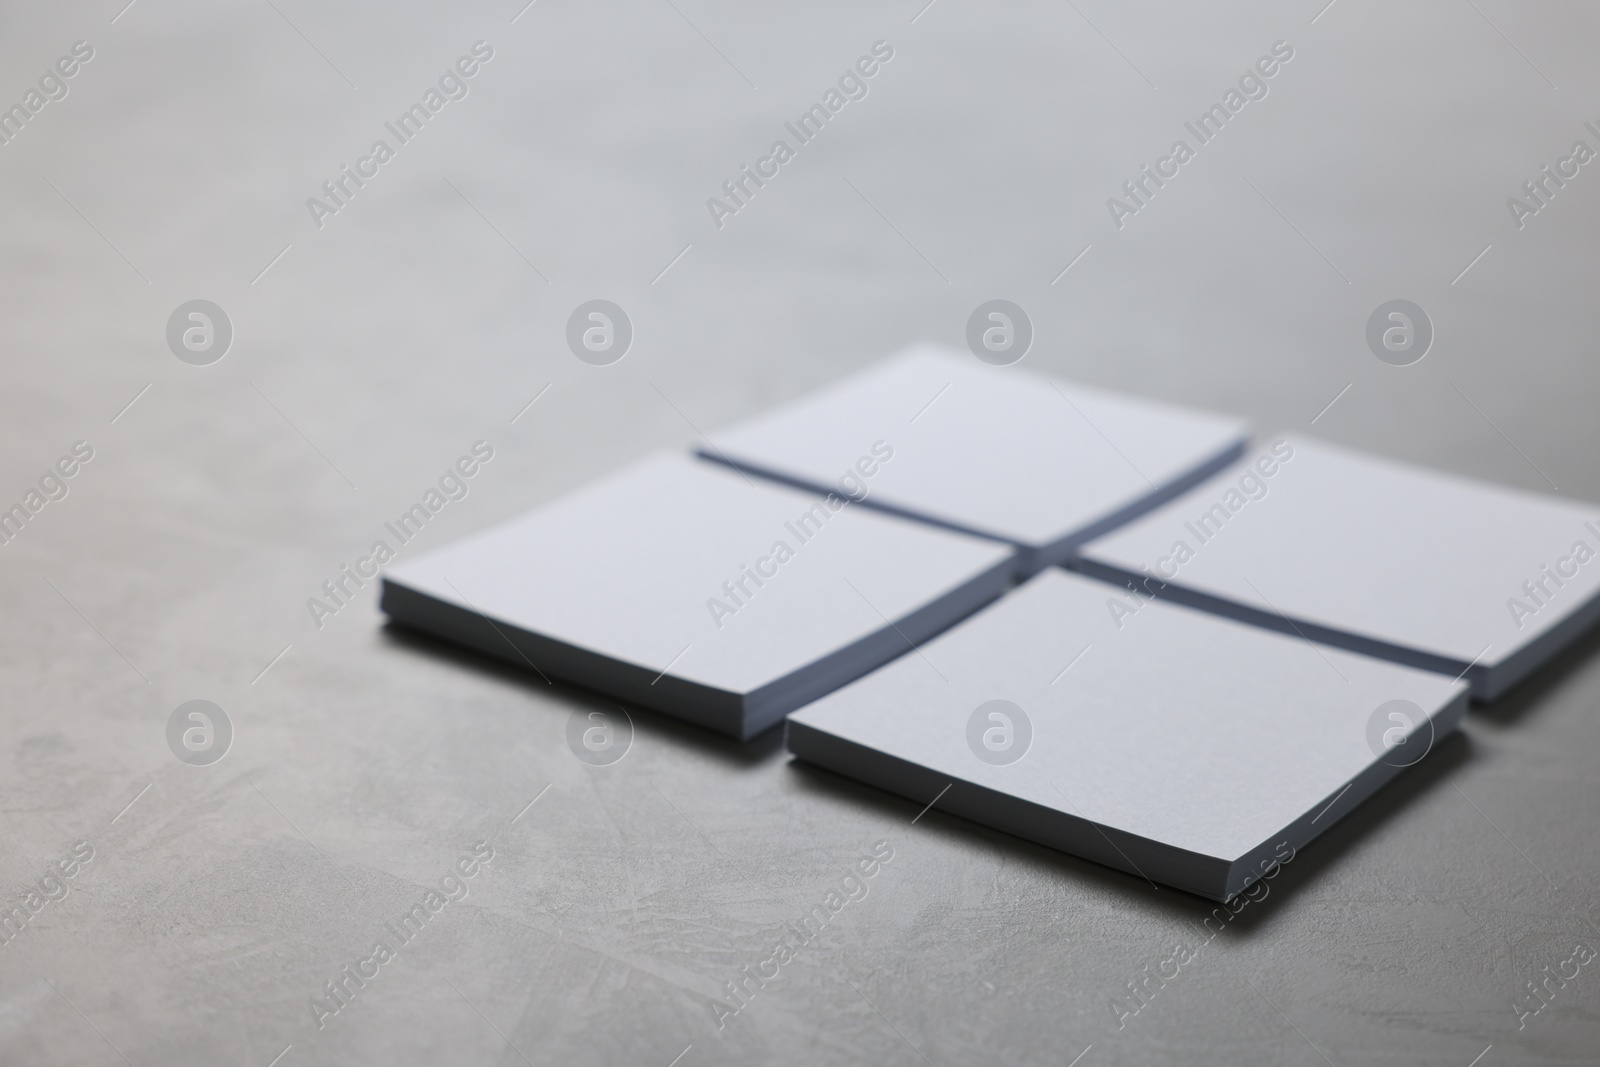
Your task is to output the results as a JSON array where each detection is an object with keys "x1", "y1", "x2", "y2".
[{"x1": 2, "y1": 2, "x2": 1598, "y2": 1064}]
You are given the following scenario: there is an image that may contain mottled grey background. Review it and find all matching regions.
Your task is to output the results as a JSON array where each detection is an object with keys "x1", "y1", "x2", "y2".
[{"x1": 2, "y1": 1, "x2": 1598, "y2": 1064}]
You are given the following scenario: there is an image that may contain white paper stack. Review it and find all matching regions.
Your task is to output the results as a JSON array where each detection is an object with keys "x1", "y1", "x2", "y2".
[
  {"x1": 699, "y1": 345, "x2": 1250, "y2": 575},
  {"x1": 787, "y1": 569, "x2": 1467, "y2": 901},
  {"x1": 381, "y1": 453, "x2": 1016, "y2": 738},
  {"x1": 1076, "y1": 435, "x2": 1600, "y2": 700}
]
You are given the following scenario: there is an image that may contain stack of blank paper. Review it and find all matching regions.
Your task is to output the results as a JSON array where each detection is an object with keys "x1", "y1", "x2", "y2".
[
  {"x1": 787, "y1": 570, "x2": 1467, "y2": 901},
  {"x1": 382, "y1": 453, "x2": 1016, "y2": 739},
  {"x1": 700, "y1": 345, "x2": 1250, "y2": 575},
  {"x1": 1076, "y1": 435, "x2": 1600, "y2": 700}
]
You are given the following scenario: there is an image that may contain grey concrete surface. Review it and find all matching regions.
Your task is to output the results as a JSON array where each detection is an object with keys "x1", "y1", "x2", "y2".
[{"x1": 1, "y1": 1, "x2": 1598, "y2": 1064}]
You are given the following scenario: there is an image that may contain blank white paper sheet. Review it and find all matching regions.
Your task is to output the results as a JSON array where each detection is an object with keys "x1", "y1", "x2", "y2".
[
  {"x1": 1077, "y1": 435, "x2": 1600, "y2": 699},
  {"x1": 382, "y1": 453, "x2": 1016, "y2": 738},
  {"x1": 700, "y1": 345, "x2": 1250, "y2": 574},
  {"x1": 787, "y1": 569, "x2": 1467, "y2": 900}
]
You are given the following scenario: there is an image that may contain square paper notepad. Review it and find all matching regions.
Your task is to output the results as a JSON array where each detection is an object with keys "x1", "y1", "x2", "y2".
[
  {"x1": 787, "y1": 570, "x2": 1467, "y2": 901},
  {"x1": 699, "y1": 345, "x2": 1249, "y2": 575},
  {"x1": 1076, "y1": 435, "x2": 1600, "y2": 700},
  {"x1": 381, "y1": 453, "x2": 1016, "y2": 738}
]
